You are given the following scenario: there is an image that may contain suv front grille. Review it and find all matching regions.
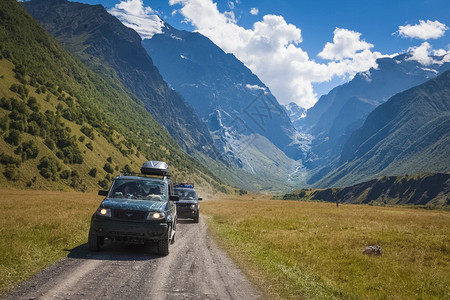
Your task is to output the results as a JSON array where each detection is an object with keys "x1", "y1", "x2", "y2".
[{"x1": 114, "y1": 209, "x2": 147, "y2": 221}]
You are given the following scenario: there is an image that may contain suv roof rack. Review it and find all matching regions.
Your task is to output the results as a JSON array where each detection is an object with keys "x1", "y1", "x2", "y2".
[
  {"x1": 118, "y1": 172, "x2": 170, "y2": 179},
  {"x1": 141, "y1": 161, "x2": 170, "y2": 176}
]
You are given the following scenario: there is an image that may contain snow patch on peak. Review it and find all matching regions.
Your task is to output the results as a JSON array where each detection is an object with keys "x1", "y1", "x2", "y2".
[
  {"x1": 170, "y1": 34, "x2": 183, "y2": 41},
  {"x1": 419, "y1": 67, "x2": 438, "y2": 74},
  {"x1": 245, "y1": 84, "x2": 266, "y2": 91},
  {"x1": 361, "y1": 70, "x2": 372, "y2": 82},
  {"x1": 108, "y1": 6, "x2": 164, "y2": 39}
]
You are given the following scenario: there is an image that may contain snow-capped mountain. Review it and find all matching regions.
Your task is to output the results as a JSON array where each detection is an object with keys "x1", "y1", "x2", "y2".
[
  {"x1": 142, "y1": 22, "x2": 310, "y2": 163},
  {"x1": 291, "y1": 53, "x2": 450, "y2": 175},
  {"x1": 283, "y1": 102, "x2": 307, "y2": 128}
]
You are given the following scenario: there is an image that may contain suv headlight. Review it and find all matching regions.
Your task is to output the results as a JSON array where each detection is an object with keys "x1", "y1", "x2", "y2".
[
  {"x1": 147, "y1": 212, "x2": 166, "y2": 220},
  {"x1": 190, "y1": 204, "x2": 198, "y2": 210},
  {"x1": 96, "y1": 207, "x2": 112, "y2": 217}
]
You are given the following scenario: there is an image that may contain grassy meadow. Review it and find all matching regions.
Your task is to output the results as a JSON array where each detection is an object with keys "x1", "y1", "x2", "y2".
[
  {"x1": 0, "y1": 189, "x2": 100, "y2": 295},
  {"x1": 1, "y1": 190, "x2": 449, "y2": 299},
  {"x1": 202, "y1": 196, "x2": 450, "y2": 299}
]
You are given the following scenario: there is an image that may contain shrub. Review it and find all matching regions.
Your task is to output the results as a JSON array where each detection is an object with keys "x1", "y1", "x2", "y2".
[
  {"x1": 0, "y1": 154, "x2": 21, "y2": 167},
  {"x1": 85, "y1": 142, "x2": 93, "y2": 151},
  {"x1": 15, "y1": 140, "x2": 39, "y2": 161},
  {"x1": 98, "y1": 179, "x2": 110, "y2": 189},
  {"x1": 0, "y1": 115, "x2": 10, "y2": 132},
  {"x1": 27, "y1": 97, "x2": 40, "y2": 112},
  {"x1": 27, "y1": 121, "x2": 40, "y2": 136},
  {"x1": 44, "y1": 138, "x2": 55, "y2": 150},
  {"x1": 107, "y1": 157, "x2": 112, "y2": 163},
  {"x1": 4, "y1": 130, "x2": 21, "y2": 145},
  {"x1": 9, "y1": 84, "x2": 28, "y2": 99},
  {"x1": 60, "y1": 170, "x2": 70, "y2": 179},
  {"x1": 0, "y1": 97, "x2": 12, "y2": 110},
  {"x1": 80, "y1": 125, "x2": 95, "y2": 140},
  {"x1": 121, "y1": 164, "x2": 132, "y2": 173},
  {"x1": 37, "y1": 156, "x2": 61, "y2": 180},
  {"x1": 60, "y1": 144, "x2": 84, "y2": 164},
  {"x1": 103, "y1": 163, "x2": 113, "y2": 174},
  {"x1": 9, "y1": 120, "x2": 25, "y2": 132},
  {"x1": 3, "y1": 165, "x2": 19, "y2": 181},
  {"x1": 88, "y1": 168, "x2": 97, "y2": 177},
  {"x1": 78, "y1": 135, "x2": 85, "y2": 142}
]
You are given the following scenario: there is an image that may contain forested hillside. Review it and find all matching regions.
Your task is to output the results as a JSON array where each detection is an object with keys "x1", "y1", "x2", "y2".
[{"x1": 0, "y1": 0, "x2": 227, "y2": 193}]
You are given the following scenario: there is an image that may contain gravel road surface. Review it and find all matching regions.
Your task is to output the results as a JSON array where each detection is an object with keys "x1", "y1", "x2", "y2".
[{"x1": 4, "y1": 217, "x2": 262, "y2": 300}]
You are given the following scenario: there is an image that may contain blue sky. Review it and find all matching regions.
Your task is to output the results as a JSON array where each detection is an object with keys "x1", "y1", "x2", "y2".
[{"x1": 75, "y1": 0, "x2": 450, "y2": 108}]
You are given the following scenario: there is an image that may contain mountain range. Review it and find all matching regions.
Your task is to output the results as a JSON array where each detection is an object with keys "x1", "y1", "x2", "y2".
[
  {"x1": 0, "y1": 0, "x2": 226, "y2": 193},
  {"x1": 1, "y1": 0, "x2": 448, "y2": 196},
  {"x1": 142, "y1": 23, "x2": 306, "y2": 160},
  {"x1": 23, "y1": 0, "x2": 218, "y2": 157},
  {"x1": 294, "y1": 54, "x2": 450, "y2": 178},
  {"x1": 318, "y1": 70, "x2": 450, "y2": 187}
]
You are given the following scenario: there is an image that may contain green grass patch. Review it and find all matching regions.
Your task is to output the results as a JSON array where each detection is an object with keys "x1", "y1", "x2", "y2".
[
  {"x1": 202, "y1": 196, "x2": 450, "y2": 299},
  {"x1": 0, "y1": 189, "x2": 100, "y2": 295}
]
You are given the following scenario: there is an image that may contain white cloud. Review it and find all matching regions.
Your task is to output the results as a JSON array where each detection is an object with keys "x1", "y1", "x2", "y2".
[
  {"x1": 250, "y1": 8, "x2": 259, "y2": 15},
  {"x1": 397, "y1": 20, "x2": 448, "y2": 40},
  {"x1": 407, "y1": 42, "x2": 434, "y2": 65},
  {"x1": 108, "y1": 0, "x2": 164, "y2": 39},
  {"x1": 169, "y1": 0, "x2": 384, "y2": 108},
  {"x1": 318, "y1": 28, "x2": 374, "y2": 60},
  {"x1": 406, "y1": 42, "x2": 450, "y2": 65}
]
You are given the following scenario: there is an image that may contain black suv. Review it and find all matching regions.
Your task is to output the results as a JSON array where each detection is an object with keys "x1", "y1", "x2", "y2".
[
  {"x1": 174, "y1": 183, "x2": 202, "y2": 223},
  {"x1": 88, "y1": 161, "x2": 179, "y2": 255}
]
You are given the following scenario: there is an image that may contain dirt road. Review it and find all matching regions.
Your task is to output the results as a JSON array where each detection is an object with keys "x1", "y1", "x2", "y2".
[{"x1": 4, "y1": 217, "x2": 262, "y2": 300}]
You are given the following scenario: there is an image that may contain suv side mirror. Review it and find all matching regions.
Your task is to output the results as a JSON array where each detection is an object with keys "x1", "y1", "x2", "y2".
[
  {"x1": 169, "y1": 195, "x2": 180, "y2": 201},
  {"x1": 98, "y1": 190, "x2": 109, "y2": 196},
  {"x1": 198, "y1": 197, "x2": 203, "y2": 201}
]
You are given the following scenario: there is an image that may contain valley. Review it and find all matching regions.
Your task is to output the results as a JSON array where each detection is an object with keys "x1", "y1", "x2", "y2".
[{"x1": 0, "y1": 0, "x2": 449, "y2": 299}]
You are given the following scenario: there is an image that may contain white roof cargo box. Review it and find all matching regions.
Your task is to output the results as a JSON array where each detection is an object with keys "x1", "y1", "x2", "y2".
[{"x1": 141, "y1": 161, "x2": 170, "y2": 176}]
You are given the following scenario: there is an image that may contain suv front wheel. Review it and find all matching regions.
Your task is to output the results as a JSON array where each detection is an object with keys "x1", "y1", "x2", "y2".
[
  {"x1": 157, "y1": 225, "x2": 171, "y2": 256},
  {"x1": 88, "y1": 230, "x2": 104, "y2": 252}
]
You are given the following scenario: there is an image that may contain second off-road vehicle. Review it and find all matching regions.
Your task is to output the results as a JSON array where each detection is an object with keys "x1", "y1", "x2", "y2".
[{"x1": 174, "y1": 183, "x2": 202, "y2": 223}]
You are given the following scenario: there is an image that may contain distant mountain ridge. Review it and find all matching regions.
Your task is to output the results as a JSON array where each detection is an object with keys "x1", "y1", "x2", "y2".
[
  {"x1": 23, "y1": 0, "x2": 218, "y2": 157},
  {"x1": 284, "y1": 173, "x2": 450, "y2": 207},
  {"x1": 295, "y1": 54, "x2": 450, "y2": 173},
  {"x1": 318, "y1": 70, "x2": 450, "y2": 187},
  {"x1": 142, "y1": 23, "x2": 307, "y2": 161}
]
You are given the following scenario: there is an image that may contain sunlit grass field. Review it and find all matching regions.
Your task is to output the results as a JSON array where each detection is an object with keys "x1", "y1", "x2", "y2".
[
  {"x1": 202, "y1": 196, "x2": 450, "y2": 299},
  {"x1": 0, "y1": 190, "x2": 100, "y2": 295}
]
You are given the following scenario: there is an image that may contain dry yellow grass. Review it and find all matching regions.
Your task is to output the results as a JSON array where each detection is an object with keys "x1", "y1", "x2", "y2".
[
  {"x1": 202, "y1": 195, "x2": 450, "y2": 299},
  {"x1": 0, "y1": 189, "x2": 101, "y2": 295}
]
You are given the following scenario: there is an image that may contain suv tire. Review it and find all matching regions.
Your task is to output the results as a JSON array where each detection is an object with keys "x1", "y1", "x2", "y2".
[
  {"x1": 158, "y1": 226, "x2": 171, "y2": 256},
  {"x1": 88, "y1": 230, "x2": 103, "y2": 252}
]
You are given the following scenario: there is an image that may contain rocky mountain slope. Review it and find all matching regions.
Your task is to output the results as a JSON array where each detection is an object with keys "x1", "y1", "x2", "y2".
[
  {"x1": 0, "y1": 0, "x2": 226, "y2": 193},
  {"x1": 318, "y1": 70, "x2": 450, "y2": 187},
  {"x1": 296, "y1": 54, "x2": 450, "y2": 172},
  {"x1": 142, "y1": 23, "x2": 308, "y2": 162},
  {"x1": 23, "y1": 0, "x2": 217, "y2": 157}
]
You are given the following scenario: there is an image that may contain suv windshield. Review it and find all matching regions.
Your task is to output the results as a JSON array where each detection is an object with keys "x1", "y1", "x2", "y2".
[
  {"x1": 109, "y1": 178, "x2": 168, "y2": 201},
  {"x1": 174, "y1": 188, "x2": 197, "y2": 200}
]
